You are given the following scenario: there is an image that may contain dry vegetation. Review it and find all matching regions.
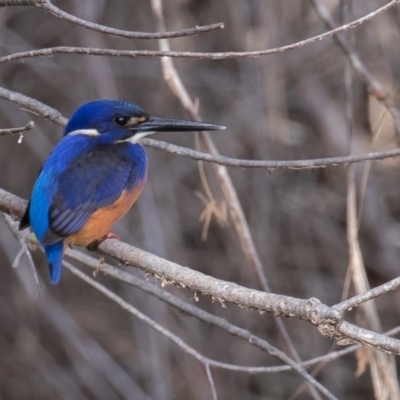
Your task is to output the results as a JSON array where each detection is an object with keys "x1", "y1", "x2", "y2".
[{"x1": 1, "y1": 1, "x2": 400, "y2": 399}]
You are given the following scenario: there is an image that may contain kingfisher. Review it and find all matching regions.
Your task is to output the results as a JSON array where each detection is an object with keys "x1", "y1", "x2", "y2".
[{"x1": 19, "y1": 99, "x2": 225, "y2": 284}]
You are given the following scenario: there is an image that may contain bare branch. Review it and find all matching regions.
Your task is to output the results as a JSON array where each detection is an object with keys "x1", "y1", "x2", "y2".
[
  {"x1": 0, "y1": 188, "x2": 26, "y2": 220},
  {"x1": 2, "y1": 86, "x2": 400, "y2": 171},
  {"x1": 3, "y1": 213, "x2": 42, "y2": 295},
  {"x1": 94, "y1": 237, "x2": 400, "y2": 354},
  {"x1": 66, "y1": 247, "x2": 400, "y2": 373},
  {"x1": 310, "y1": 0, "x2": 400, "y2": 136},
  {"x1": 0, "y1": 121, "x2": 34, "y2": 139},
  {"x1": 64, "y1": 260, "x2": 338, "y2": 400},
  {"x1": 66, "y1": 247, "x2": 332, "y2": 374},
  {"x1": 5, "y1": 231, "x2": 343, "y2": 379},
  {"x1": 205, "y1": 363, "x2": 218, "y2": 400},
  {"x1": 0, "y1": 0, "x2": 398, "y2": 65},
  {"x1": 1, "y1": 187, "x2": 400, "y2": 355},
  {"x1": 0, "y1": 86, "x2": 67, "y2": 125},
  {"x1": 143, "y1": 138, "x2": 400, "y2": 170},
  {"x1": 0, "y1": 0, "x2": 37, "y2": 5},
  {"x1": 0, "y1": 0, "x2": 34, "y2": 5},
  {"x1": 0, "y1": 0, "x2": 224, "y2": 39},
  {"x1": 334, "y1": 277, "x2": 400, "y2": 313}
]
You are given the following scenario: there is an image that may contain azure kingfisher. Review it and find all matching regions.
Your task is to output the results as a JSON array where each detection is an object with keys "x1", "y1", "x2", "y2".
[{"x1": 19, "y1": 99, "x2": 225, "y2": 284}]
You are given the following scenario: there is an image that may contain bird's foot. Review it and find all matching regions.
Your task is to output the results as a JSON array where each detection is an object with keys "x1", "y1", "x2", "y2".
[
  {"x1": 103, "y1": 231, "x2": 120, "y2": 241},
  {"x1": 86, "y1": 232, "x2": 120, "y2": 251}
]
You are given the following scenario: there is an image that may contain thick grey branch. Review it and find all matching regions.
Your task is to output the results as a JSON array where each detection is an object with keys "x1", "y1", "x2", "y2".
[
  {"x1": 1, "y1": 187, "x2": 400, "y2": 354},
  {"x1": 66, "y1": 248, "x2": 400, "y2": 372}
]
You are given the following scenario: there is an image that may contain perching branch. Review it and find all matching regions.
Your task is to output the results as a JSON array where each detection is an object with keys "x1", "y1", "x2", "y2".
[
  {"x1": 2, "y1": 214, "x2": 360, "y2": 382},
  {"x1": 98, "y1": 238, "x2": 400, "y2": 354},
  {"x1": 65, "y1": 247, "x2": 400, "y2": 374},
  {"x1": 1, "y1": 187, "x2": 400, "y2": 355}
]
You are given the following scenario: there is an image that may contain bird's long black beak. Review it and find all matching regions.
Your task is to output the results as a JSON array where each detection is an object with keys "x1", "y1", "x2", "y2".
[{"x1": 137, "y1": 116, "x2": 226, "y2": 133}]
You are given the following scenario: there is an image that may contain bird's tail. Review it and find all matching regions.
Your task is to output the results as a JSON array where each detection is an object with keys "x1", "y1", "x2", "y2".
[{"x1": 44, "y1": 242, "x2": 64, "y2": 284}]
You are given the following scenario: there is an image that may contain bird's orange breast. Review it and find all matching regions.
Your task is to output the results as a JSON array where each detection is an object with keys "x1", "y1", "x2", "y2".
[{"x1": 65, "y1": 184, "x2": 144, "y2": 247}]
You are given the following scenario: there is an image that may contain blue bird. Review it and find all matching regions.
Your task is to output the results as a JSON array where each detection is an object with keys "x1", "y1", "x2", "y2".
[{"x1": 19, "y1": 99, "x2": 225, "y2": 284}]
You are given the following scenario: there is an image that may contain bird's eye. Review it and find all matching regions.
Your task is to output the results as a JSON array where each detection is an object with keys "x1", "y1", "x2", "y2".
[{"x1": 113, "y1": 116, "x2": 129, "y2": 126}]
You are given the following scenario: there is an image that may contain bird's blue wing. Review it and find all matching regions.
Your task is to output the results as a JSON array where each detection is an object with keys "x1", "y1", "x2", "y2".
[
  {"x1": 42, "y1": 145, "x2": 134, "y2": 244},
  {"x1": 28, "y1": 135, "x2": 147, "y2": 247}
]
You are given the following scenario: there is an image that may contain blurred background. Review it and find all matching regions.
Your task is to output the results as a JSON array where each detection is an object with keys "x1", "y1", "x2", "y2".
[{"x1": 1, "y1": 0, "x2": 400, "y2": 399}]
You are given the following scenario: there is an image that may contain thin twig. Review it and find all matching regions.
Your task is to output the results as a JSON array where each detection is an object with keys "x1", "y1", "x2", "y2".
[
  {"x1": 339, "y1": 10, "x2": 400, "y2": 392},
  {"x1": 0, "y1": 0, "x2": 398, "y2": 63},
  {"x1": 205, "y1": 363, "x2": 218, "y2": 400},
  {"x1": 0, "y1": 86, "x2": 67, "y2": 125},
  {"x1": 0, "y1": 0, "x2": 35, "y2": 5},
  {"x1": 0, "y1": 0, "x2": 224, "y2": 39},
  {"x1": 0, "y1": 121, "x2": 34, "y2": 138},
  {"x1": 142, "y1": 138, "x2": 400, "y2": 170},
  {"x1": 3, "y1": 214, "x2": 42, "y2": 295},
  {"x1": 334, "y1": 276, "x2": 400, "y2": 313},
  {"x1": 310, "y1": 0, "x2": 400, "y2": 137}
]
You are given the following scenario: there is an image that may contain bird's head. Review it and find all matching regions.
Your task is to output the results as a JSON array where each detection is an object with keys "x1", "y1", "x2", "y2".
[{"x1": 64, "y1": 100, "x2": 225, "y2": 143}]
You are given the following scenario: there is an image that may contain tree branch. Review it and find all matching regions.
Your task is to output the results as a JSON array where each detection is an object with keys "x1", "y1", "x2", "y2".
[
  {"x1": 334, "y1": 277, "x2": 400, "y2": 313},
  {"x1": 0, "y1": 86, "x2": 66, "y2": 125},
  {"x1": 63, "y1": 260, "x2": 337, "y2": 400},
  {"x1": 310, "y1": 0, "x2": 400, "y2": 136},
  {"x1": 142, "y1": 138, "x2": 400, "y2": 170},
  {"x1": 65, "y1": 247, "x2": 400, "y2": 372},
  {"x1": 0, "y1": 121, "x2": 34, "y2": 137},
  {"x1": 0, "y1": 1, "x2": 399, "y2": 62},
  {"x1": 1, "y1": 187, "x2": 400, "y2": 355},
  {"x1": 0, "y1": 0, "x2": 224, "y2": 39},
  {"x1": 1, "y1": 86, "x2": 399, "y2": 171}
]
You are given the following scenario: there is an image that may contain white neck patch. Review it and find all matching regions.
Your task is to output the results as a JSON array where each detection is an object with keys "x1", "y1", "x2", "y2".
[
  {"x1": 116, "y1": 131, "x2": 155, "y2": 144},
  {"x1": 67, "y1": 129, "x2": 100, "y2": 137}
]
